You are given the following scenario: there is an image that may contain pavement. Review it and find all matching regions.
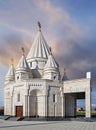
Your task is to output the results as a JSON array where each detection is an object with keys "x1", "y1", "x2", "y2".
[{"x1": 0, "y1": 119, "x2": 96, "y2": 130}]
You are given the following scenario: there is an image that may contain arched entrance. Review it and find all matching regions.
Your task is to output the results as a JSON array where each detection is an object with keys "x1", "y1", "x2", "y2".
[{"x1": 29, "y1": 89, "x2": 43, "y2": 117}]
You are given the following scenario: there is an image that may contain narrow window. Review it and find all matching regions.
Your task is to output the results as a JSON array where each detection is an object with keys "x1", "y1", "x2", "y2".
[
  {"x1": 30, "y1": 62, "x2": 32, "y2": 67},
  {"x1": 53, "y1": 94, "x2": 55, "y2": 102},
  {"x1": 17, "y1": 93, "x2": 20, "y2": 102}
]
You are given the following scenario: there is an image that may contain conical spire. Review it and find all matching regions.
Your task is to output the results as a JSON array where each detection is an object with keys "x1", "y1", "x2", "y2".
[
  {"x1": 62, "y1": 68, "x2": 68, "y2": 81},
  {"x1": 27, "y1": 22, "x2": 50, "y2": 59},
  {"x1": 43, "y1": 48, "x2": 60, "y2": 80},
  {"x1": 44, "y1": 48, "x2": 59, "y2": 69},
  {"x1": 16, "y1": 48, "x2": 30, "y2": 72},
  {"x1": 5, "y1": 58, "x2": 15, "y2": 82},
  {"x1": 15, "y1": 48, "x2": 32, "y2": 81}
]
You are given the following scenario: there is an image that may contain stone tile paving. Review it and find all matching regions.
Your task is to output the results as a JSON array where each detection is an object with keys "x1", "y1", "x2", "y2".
[{"x1": 0, "y1": 120, "x2": 96, "y2": 130}]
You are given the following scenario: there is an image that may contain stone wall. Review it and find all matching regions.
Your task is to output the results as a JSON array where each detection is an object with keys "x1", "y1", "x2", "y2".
[{"x1": 48, "y1": 86, "x2": 62, "y2": 117}]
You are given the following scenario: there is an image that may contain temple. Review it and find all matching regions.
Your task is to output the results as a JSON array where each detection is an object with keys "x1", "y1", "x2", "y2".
[{"x1": 4, "y1": 23, "x2": 91, "y2": 118}]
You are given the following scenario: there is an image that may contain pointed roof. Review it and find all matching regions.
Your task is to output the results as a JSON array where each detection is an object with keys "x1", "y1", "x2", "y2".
[
  {"x1": 16, "y1": 48, "x2": 30, "y2": 72},
  {"x1": 44, "y1": 53, "x2": 59, "y2": 69},
  {"x1": 62, "y1": 68, "x2": 68, "y2": 81},
  {"x1": 6, "y1": 64, "x2": 15, "y2": 78},
  {"x1": 27, "y1": 23, "x2": 50, "y2": 59},
  {"x1": 5, "y1": 59, "x2": 15, "y2": 82}
]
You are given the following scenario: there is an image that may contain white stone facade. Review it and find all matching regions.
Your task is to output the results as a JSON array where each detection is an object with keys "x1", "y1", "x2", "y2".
[{"x1": 4, "y1": 24, "x2": 92, "y2": 118}]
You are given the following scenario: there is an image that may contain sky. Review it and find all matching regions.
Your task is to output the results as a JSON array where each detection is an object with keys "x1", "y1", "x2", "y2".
[{"x1": 0, "y1": 0, "x2": 96, "y2": 107}]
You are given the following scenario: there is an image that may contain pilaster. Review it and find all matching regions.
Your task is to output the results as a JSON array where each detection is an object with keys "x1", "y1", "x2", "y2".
[{"x1": 85, "y1": 80, "x2": 91, "y2": 118}]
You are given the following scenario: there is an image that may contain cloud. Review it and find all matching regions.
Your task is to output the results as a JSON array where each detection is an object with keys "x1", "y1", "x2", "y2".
[
  {"x1": 0, "y1": 34, "x2": 32, "y2": 66},
  {"x1": 0, "y1": 0, "x2": 94, "y2": 79},
  {"x1": 33, "y1": 0, "x2": 85, "y2": 39},
  {"x1": 28, "y1": 0, "x2": 90, "y2": 79},
  {"x1": 0, "y1": 22, "x2": 33, "y2": 37}
]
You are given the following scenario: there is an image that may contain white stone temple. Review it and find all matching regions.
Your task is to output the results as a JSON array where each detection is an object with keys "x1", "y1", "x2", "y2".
[{"x1": 4, "y1": 22, "x2": 92, "y2": 118}]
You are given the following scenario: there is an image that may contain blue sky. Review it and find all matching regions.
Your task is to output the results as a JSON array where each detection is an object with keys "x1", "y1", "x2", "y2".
[{"x1": 0, "y1": 0, "x2": 96, "y2": 107}]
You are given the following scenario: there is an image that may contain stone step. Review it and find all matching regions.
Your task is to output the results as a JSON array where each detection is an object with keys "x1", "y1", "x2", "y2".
[
  {"x1": 0, "y1": 115, "x2": 10, "y2": 120},
  {"x1": 22, "y1": 117, "x2": 96, "y2": 122},
  {"x1": 6, "y1": 116, "x2": 24, "y2": 121},
  {"x1": 22, "y1": 117, "x2": 71, "y2": 121}
]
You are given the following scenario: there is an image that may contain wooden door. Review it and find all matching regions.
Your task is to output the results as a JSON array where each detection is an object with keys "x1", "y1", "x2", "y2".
[{"x1": 16, "y1": 106, "x2": 23, "y2": 117}]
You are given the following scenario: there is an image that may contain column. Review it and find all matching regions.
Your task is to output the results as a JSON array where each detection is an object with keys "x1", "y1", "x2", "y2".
[
  {"x1": 27, "y1": 95, "x2": 29, "y2": 117},
  {"x1": 85, "y1": 72, "x2": 91, "y2": 118},
  {"x1": 24, "y1": 95, "x2": 28, "y2": 116},
  {"x1": 61, "y1": 94, "x2": 65, "y2": 117},
  {"x1": 11, "y1": 96, "x2": 13, "y2": 115},
  {"x1": 44, "y1": 95, "x2": 47, "y2": 117},
  {"x1": 85, "y1": 80, "x2": 91, "y2": 118}
]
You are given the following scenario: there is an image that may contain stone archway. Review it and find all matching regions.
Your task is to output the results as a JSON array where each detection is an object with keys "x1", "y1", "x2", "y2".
[
  {"x1": 65, "y1": 92, "x2": 85, "y2": 117},
  {"x1": 29, "y1": 89, "x2": 43, "y2": 117},
  {"x1": 63, "y1": 78, "x2": 91, "y2": 118}
]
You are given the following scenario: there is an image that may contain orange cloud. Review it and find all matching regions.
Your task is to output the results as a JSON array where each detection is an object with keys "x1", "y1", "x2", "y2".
[{"x1": 0, "y1": 35, "x2": 32, "y2": 67}]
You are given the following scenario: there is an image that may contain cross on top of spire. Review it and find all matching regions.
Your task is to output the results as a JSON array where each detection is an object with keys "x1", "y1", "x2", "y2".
[
  {"x1": 49, "y1": 47, "x2": 52, "y2": 54},
  {"x1": 22, "y1": 47, "x2": 25, "y2": 56},
  {"x1": 37, "y1": 21, "x2": 41, "y2": 31},
  {"x1": 11, "y1": 58, "x2": 14, "y2": 65}
]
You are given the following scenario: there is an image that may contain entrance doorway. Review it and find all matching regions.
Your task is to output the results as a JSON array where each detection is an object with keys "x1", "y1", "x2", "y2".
[
  {"x1": 29, "y1": 89, "x2": 43, "y2": 117},
  {"x1": 16, "y1": 106, "x2": 23, "y2": 117}
]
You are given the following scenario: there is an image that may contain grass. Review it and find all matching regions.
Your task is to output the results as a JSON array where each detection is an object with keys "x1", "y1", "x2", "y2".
[
  {"x1": 76, "y1": 111, "x2": 96, "y2": 116},
  {"x1": 76, "y1": 111, "x2": 85, "y2": 116}
]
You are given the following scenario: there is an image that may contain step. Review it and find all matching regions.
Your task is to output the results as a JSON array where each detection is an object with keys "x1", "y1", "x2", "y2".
[{"x1": 0, "y1": 115, "x2": 10, "y2": 120}]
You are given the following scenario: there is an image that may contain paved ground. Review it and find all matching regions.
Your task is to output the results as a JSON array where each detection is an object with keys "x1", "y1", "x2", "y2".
[{"x1": 0, "y1": 119, "x2": 96, "y2": 130}]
